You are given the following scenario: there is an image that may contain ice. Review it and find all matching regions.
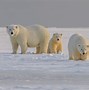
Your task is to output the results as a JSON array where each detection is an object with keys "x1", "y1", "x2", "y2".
[{"x1": 0, "y1": 27, "x2": 89, "y2": 90}]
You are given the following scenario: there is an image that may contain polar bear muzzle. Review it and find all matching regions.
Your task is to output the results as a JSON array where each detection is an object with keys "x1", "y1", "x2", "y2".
[
  {"x1": 11, "y1": 32, "x2": 13, "y2": 35},
  {"x1": 57, "y1": 38, "x2": 59, "y2": 41}
]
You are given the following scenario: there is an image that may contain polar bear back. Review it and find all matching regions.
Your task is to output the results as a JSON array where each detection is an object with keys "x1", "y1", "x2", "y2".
[
  {"x1": 26, "y1": 25, "x2": 49, "y2": 41},
  {"x1": 24, "y1": 25, "x2": 50, "y2": 47},
  {"x1": 68, "y1": 34, "x2": 87, "y2": 55},
  {"x1": 68, "y1": 34, "x2": 87, "y2": 48}
]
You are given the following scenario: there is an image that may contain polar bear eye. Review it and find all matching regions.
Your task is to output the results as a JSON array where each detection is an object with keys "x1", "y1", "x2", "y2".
[
  {"x1": 53, "y1": 34, "x2": 55, "y2": 36},
  {"x1": 15, "y1": 26, "x2": 18, "y2": 29},
  {"x1": 9, "y1": 29, "x2": 11, "y2": 31},
  {"x1": 78, "y1": 45, "x2": 80, "y2": 46}
]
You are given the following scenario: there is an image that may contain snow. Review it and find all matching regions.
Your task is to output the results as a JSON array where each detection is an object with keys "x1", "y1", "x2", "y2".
[{"x1": 0, "y1": 28, "x2": 89, "y2": 90}]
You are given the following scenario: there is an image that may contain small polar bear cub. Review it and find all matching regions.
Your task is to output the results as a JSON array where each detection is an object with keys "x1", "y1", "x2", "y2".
[
  {"x1": 48, "y1": 33, "x2": 63, "y2": 54},
  {"x1": 6, "y1": 24, "x2": 50, "y2": 54},
  {"x1": 68, "y1": 34, "x2": 89, "y2": 60}
]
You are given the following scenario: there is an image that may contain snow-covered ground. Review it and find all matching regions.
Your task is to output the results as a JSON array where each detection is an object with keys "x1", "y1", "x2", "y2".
[{"x1": 0, "y1": 28, "x2": 89, "y2": 90}]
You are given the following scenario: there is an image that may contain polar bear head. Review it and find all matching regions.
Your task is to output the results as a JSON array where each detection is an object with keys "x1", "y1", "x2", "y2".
[
  {"x1": 77, "y1": 44, "x2": 87, "y2": 55},
  {"x1": 52, "y1": 33, "x2": 62, "y2": 43},
  {"x1": 77, "y1": 44, "x2": 88, "y2": 60},
  {"x1": 6, "y1": 25, "x2": 19, "y2": 37}
]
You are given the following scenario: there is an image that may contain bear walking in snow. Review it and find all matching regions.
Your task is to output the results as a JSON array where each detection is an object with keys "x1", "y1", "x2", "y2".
[
  {"x1": 68, "y1": 34, "x2": 89, "y2": 60},
  {"x1": 48, "y1": 33, "x2": 63, "y2": 54},
  {"x1": 6, "y1": 24, "x2": 50, "y2": 54}
]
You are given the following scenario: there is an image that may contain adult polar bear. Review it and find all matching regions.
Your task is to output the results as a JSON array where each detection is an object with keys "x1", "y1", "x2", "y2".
[
  {"x1": 68, "y1": 34, "x2": 89, "y2": 60},
  {"x1": 7, "y1": 24, "x2": 50, "y2": 54}
]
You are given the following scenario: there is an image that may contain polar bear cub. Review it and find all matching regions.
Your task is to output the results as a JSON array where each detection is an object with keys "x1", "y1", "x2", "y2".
[
  {"x1": 68, "y1": 34, "x2": 89, "y2": 60},
  {"x1": 48, "y1": 33, "x2": 63, "y2": 54},
  {"x1": 6, "y1": 24, "x2": 50, "y2": 54}
]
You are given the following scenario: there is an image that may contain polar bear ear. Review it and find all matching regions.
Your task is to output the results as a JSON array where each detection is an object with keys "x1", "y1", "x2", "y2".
[
  {"x1": 77, "y1": 44, "x2": 81, "y2": 48},
  {"x1": 14, "y1": 25, "x2": 18, "y2": 29},
  {"x1": 60, "y1": 34, "x2": 62, "y2": 36},
  {"x1": 87, "y1": 45, "x2": 89, "y2": 48},
  {"x1": 15, "y1": 25, "x2": 18, "y2": 29},
  {"x1": 78, "y1": 44, "x2": 80, "y2": 46}
]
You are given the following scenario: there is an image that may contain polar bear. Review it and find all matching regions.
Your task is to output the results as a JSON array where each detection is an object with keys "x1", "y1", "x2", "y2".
[
  {"x1": 68, "y1": 34, "x2": 89, "y2": 60},
  {"x1": 48, "y1": 33, "x2": 63, "y2": 54},
  {"x1": 6, "y1": 24, "x2": 50, "y2": 54}
]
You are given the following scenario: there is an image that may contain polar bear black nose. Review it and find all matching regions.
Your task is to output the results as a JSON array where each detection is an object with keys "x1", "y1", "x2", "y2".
[
  {"x1": 83, "y1": 53, "x2": 85, "y2": 55},
  {"x1": 57, "y1": 39, "x2": 59, "y2": 41},
  {"x1": 11, "y1": 32, "x2": 13, "y2": 34}
]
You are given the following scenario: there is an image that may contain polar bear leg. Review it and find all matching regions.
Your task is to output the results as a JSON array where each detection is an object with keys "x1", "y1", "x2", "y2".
[
  {"x1": 57, "y1": 45, "x2": 62, "y2": 54},
  {"x1": 47, "y1": 48, "x2": 51, "y2": 53},
  {"x1": 51, "y1": 48, "x2": 57, "y2": 53},
  {"x1": 69, "y1": 56, "x2": 74, "y2": 60},
  {"x1": 73, "y1": 52, "x2": 80, "y2": 60},
  {"x1": 36, "y1": 46, "x2": 40, "y2": 54},
  {"x1": 11, "y1": 40, "x2": 18, "y2": 54},
  {"x1": 57, "y1": 48, "x2": 61, "y2": 54},
  {"x1": 50, "y1": 45, "x2": 57, "y2": 53},
  {"x1": 48, "y1": 46, "x2": 57, "y2": 53},
  {"x1": 69, "y1": 52, "x2": 74, "y2": 60},
  {"x1": 20, "y1": 43, "x2": 28, "y2": 54},
  {"x1": 40, "y1": 42, "x2": 48, "y2": 53},
  {"x1": 74, "y1": 54, "x2": 80, "y2": 60}
]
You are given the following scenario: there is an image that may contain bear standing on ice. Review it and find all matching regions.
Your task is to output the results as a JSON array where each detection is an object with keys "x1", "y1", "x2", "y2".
[
  {"x1": 68, "y1": 34, "x2": 89, "y2": 60},
  {"x1": 48, "y1": 33, "x2": 63, "y2": 54},
  {"x1": 6, "y1": 24, "x2": 50, "y2": 54}
]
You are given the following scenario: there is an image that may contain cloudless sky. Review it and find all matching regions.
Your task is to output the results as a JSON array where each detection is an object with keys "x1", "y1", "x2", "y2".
[{"x1": 0, "y1": 0, "x2": 89, "y2": 27}]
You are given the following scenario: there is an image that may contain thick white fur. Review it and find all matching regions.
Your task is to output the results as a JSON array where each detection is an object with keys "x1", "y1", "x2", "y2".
[
  {"x1": 7, "y1": 24, "x2": 50, "y2": 54},
  {"x1": 48, "y1": 33, "x2": 63, "y2": 54},
  {"x1": 68, "y1": 34, "x2": 89, "y2": 60}
]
